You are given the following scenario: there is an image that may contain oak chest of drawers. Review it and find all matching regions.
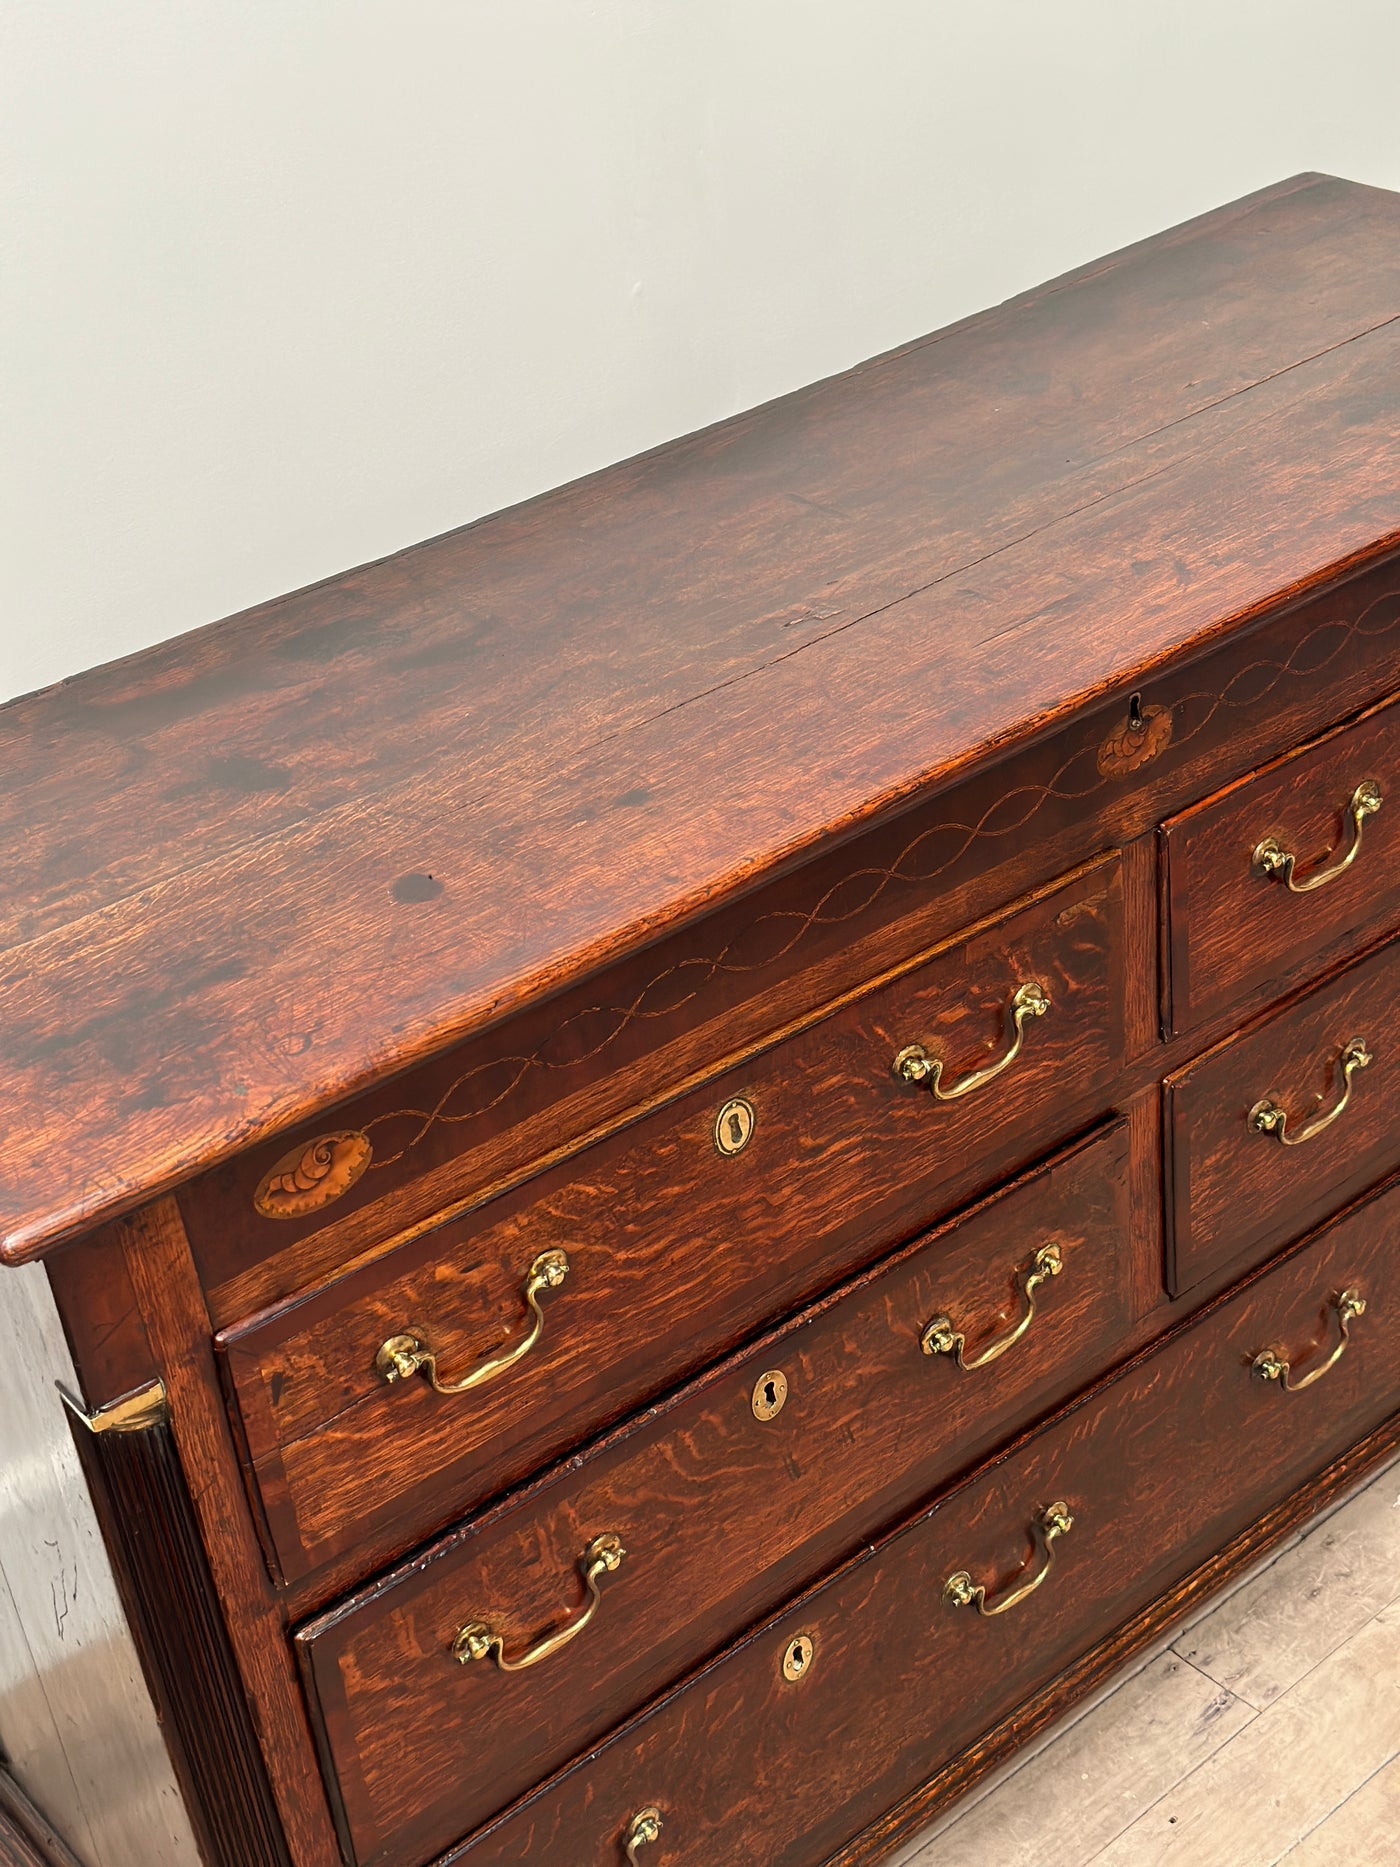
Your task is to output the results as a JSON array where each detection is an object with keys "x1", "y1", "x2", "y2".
[{"x1": 6, "y1": 171, "x2": 1400, "y2": 1867}]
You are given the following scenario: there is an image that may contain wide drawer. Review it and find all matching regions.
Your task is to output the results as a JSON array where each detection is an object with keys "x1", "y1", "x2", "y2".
[
  {"x1": 1165, "y1": 929, "x2": 1400, "y2": 1297},
  {"x1": 1162, "y1": 692, "x2": 1400, "y2": 1034},
  {"x1": 436, "y1": 1169, "x2": 1400, "y2": 1867},
  {"x1": 297, "y1": 1124, "x2": 1132, "y2": 1867},
  {"x1": 221, "y1": 856, "x2": 1123, "y2": 1583}
]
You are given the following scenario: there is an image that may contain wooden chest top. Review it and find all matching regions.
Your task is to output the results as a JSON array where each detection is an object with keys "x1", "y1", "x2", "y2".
[{"x1": 5, "y1": 170, "x2": 1400, "y2": 1264}]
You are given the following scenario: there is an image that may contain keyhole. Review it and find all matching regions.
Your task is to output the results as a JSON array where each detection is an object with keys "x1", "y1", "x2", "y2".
[
  {"x1": 782, "y1": 1633, "x2": 815, "y2": 1681},
  {"x1": 751, "y1": 1367, "x2": 788, "y2": 1420},
  {"x1": 1127, "y1": 691, "x2": 1146, "y2": 733},
  {"x1": 713, "y1": 1096, "x2": 756, "y2": 1156}
]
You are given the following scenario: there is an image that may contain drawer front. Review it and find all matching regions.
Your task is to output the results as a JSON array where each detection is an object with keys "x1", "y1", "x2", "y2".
[
  {"x1": 177, "y1": 557, "x2": 1400, "y2": 1330},
  {"x1": 222, "y1": 857, "x2": 1124, "y2": 1583},
  {"x1": 1163, "y1": 692, "x2": 1400, "y2": 1034},
  {"x1": 298, "y1": 1124, "x2": 1132, "y2": 1867},
  {"x1": 1166, "y1": 931, "x2": 1400, "y2": 1297},
  {"x1": 439, "y1": 1171, "x2": 1400, "y2": 1867}
]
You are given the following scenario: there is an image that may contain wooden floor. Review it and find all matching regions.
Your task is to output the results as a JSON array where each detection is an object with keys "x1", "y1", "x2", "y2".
[{"x1": 896, "y1": 1451, "x2": 1400, "y2": 1867}]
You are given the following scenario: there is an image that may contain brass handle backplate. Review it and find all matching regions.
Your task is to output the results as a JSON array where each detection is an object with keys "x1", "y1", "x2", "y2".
[
  {"x1": 921, "y1": 1242, "x2": 1064, "y2": 1370},
  {"x1": 1248, "y1": 1037, "x2": 1372, "y2": 1148},
  {"x1": 624, "y1": 1808, "x2": 663, "y2": 1862},
  {"x1": 944, "y1": 1501, "x2": 1074, "y2": 1617},
  {"x1": 1253, "y1": 1289, "x2": 1367, "y2": 1392},
  {"x1": 453, "y1": 1532, "x2": 625, "y2": 1671},
  {"x1": 895, "y1": 982, "x2": 1050, "y2": 1102},
  {"x1": 376, "y1": 1248, "x2": 569, "y2": 1395},
  {"x1": 1252, "y1": 779, "x2": 1382, "y2": 893}
]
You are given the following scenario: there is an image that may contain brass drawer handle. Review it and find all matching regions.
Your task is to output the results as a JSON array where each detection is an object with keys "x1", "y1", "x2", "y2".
[
  {"x1": 944, "y1": 1500, "x2": 1074, "y2": 1617},
  {"x1": 453, "y1": 1532, "x2": 625, "y2": 1671},
  {"x1": 624, "y1": 1808, "x2": 663, "y2": 1862},
  {"x1": 894, "y1": 982, "x2": 1050, "y2": 1102},
  {"x1": 921, "y1": 1242, "x2": 1063, "y2": 1370},
  {"x1": 1248, "y1": 1036, "x2": 1372, "y2": 1147},
  {"x1": 375, "y1": 1248, "x2": 569, "y2": 1394},
  {"x1": 1252, "y1": 1288, "x2": 1367, "y2": 1392},
  {"x1": 1252, "y1": 779, "x2": 1382, "y2": 892}
]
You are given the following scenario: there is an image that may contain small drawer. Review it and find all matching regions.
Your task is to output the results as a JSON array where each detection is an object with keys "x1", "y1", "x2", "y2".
[
  {"x1": 219, "y1": 855, "x2": 1123, "y2": 1584},
  {"x1": 434, "y1": 1168, "x2": 1400, "y2": 1867},
  {"x1": 1165, "y1": 931, "x2": 1400, "y2": 1297},
  {"x1": 297, "y1": 1123, "x2": 1132, "y2": 1867},
  {"x1": 1162, "y1": 692, "x2": 1400, "y2": 1034}
]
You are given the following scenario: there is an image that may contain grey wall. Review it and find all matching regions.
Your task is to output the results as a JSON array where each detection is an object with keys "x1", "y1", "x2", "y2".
[{"x1": 5, "y1": 0, "x2": 1399, "y2": 702}]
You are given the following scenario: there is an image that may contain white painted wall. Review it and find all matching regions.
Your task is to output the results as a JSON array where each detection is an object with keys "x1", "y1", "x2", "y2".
[{"x1": 4, "y1": 1, "x2": 1399, "y2": 705}]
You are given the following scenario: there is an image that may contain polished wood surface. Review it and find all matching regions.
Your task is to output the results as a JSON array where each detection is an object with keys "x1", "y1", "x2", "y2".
[
  {"x1": 1162, "y1": 690, "x2": 1400, "y2": 1032},
  {"x1": 68, "y1": 1402, "x2": 292, "y2": 1867},
  {"x1": 903, "y1": 1455, "x2": 1400, "y2": 1867},
  {"x1": 7, "y1": 175, "x2": 1400, "y2": 1265},
  {"x1": 221, "y1": 856, "x2": 1122, "y2": 1582},
  {"x1": 172, "y1": 547, "x2": 1400, "y2": 1332},
  {"x1": 831, "y1": 1409, "x2": 1400, "y2": 1867},
  {"x1": 439, "y1": 1171, "x2": 1400, "y2": 1866},
  {"x1": 1165, "y1": 929, "x2": 1400, "y2": 1296},
  {"x1": 8, "y1": 178, "x2": 1400, "y2": 1867},
  {"x1": 298, "y1": 1125, "x2": 1131, "y2": 1864},
  {"x1": 115, "y1": 1201, "x2": 343, "y2": 1867}
]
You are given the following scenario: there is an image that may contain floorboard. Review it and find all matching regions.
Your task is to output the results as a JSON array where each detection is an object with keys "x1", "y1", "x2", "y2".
[{"x1": 897, "y1": 1451, "x2": 1400, "y2": 1867}]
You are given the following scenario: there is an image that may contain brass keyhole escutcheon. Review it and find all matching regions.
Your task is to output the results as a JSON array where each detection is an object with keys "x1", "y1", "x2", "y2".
[
  {"x1": 751, "y1": 1369, "x2": 788, "y2": 1421},
  {"x1": 782, "y1": 1633, "x2": 815, "y2": 1682},
  {"x1": 714, "y1": 1095, "x2": 755, "y2": 1156}
]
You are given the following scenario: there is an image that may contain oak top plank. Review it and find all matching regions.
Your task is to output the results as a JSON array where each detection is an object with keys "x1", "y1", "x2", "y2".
[{"x1": 6, "y1": 171, "x2": 1400, "y2": 1263}]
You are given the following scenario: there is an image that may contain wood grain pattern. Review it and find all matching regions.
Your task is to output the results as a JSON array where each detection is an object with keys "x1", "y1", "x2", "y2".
[
  {"x1": 1165, "y1": 929, "x2": 1400, "y2": 1296},
  {"x1": 1276, "y1": 1736, "x2": 1400, "y2": 1867},
  {"x1": 43, "y1": 1226, "x2": 156, "y2": 1409},
  {"x1": 8, "y1": 176, "x2": 1400, "y2": 1265},
  {"x1": 1173, "y1": 1449, "x2": 1400, "y2": 1712},
  {"x1": 827, "y1": 1407, "x2": 1400, "y2": 1867},
  {"x1": 1124, "y1": 1084, "x2": 1166, "y2": 1322},
  {"x1": 436, "y1": 1170, "x2": 1400, "y2": 1866},
  {"x1": 221, "y1": 858, "x2": 1123, "y2": 1583},
  {"x1": 189, "y1": 551, "x2": 1400, "y2": 1329},
  {"x1": 0, "y1": 1772, "x2": 83, "y2": 1867},
  {"x1": 0, "y1": 1812, "x2": 55, "y2": 1867},
  {"x1": 297, "y1": 1124, "x2": 1131, "y2": 1867},
  {"x1": 115, "y1": 1201, "x2": 343, "y2": 1867},
  {"x1": 1163, "y1": 689, "x2": 1400, "y2": 1033},
  {"x1": 68, "y1": 1407, "x2": 292, "y2": 1867},
  {"x1": 11, "y1": 179, "x2": 1400, "y2": 1867},
  {"x1": 1118, "y1": 833, "x2": 1161, "y2": 1063},
  {"x1": 1089, "y1": 1601, "x2": 1400, "y2": 1864}
]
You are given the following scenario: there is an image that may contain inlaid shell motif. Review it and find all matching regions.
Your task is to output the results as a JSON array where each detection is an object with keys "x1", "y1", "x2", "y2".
[{"x1": 252, "y1": 1130, "x2": 373, "y2": 1219}]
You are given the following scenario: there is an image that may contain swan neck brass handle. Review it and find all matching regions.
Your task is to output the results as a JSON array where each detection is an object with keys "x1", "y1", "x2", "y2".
[
  {"x1": 624, "y1": 1808, "x2": 663, "y2": 1862},
  {"x1": 1253, "y1": 779, "x2": 1382, "y2": 893},
  {"x1": 453, "y1": 1532, "x2": 625, "y2": 1671},
  {"x1": 944, "y1": 1501, "x2": 1074, "y2": 1617},
  {"x1": 921, "y1": 1242, "x2": 1064, "y2": 1370},
  {"x1": 375, "y1": 1249, "x2": 569, "y2": 1394},
  {"x1": 1248, "y1": 1037, "x2": 1372, "y2": 1148},
  {"x1": 1252, "y1": 1289, "x2": 1367, "y2": 1392},
  {"x1": 894, "y1": 982, "x2": 1050, "y2": 1102}
]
